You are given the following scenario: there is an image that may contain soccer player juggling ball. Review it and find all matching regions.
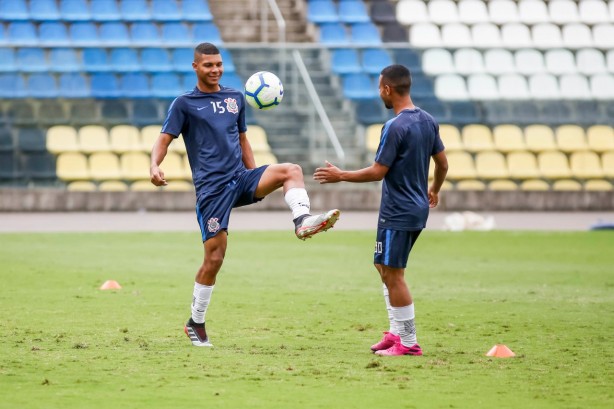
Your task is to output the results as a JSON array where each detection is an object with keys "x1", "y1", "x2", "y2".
[
  {"x1": 150, "y1": 43, "x2": 340, "y2": 347},
  {"x1": 314, "y1": 64, "x2": 448, "y2": 356}
]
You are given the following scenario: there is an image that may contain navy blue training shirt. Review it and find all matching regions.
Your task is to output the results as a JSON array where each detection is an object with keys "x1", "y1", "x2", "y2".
[
  {"x1": 374, "y1": 108, "x2": 445, "y2": 231},
  {"x1": 161, "y1": 85, "x2": 247, "y2": 197}
]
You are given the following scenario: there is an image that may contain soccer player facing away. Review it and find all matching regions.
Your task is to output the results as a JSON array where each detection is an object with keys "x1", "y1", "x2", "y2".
[
  {"x1": 150, "y1": 43, "x2": 340, "y2": 347},
  {"x1": 313, "y1": 64, "x2": 448, "y2": 356}
]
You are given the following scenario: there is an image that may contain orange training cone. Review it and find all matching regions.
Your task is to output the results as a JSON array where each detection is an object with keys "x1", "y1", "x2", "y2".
[
  {"x1": 100, "y1": 280, "x2": 122, "y2": 290},
  {"x1": 486, "y1": 344, "x2": 515, "y2": 358}
]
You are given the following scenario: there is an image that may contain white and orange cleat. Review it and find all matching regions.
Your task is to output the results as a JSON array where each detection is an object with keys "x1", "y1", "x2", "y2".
[{"x1": 295, "y1": 209, "x2": 340, "y2": 240}]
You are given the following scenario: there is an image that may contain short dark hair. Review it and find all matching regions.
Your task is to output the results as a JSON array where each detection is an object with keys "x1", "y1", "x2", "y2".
[
  {"x1": 380, "y1": 64, "x2": 411, "y2": 95},
  {"x1": 194, "y1": 42, "x2": 220, "y2": 56}
]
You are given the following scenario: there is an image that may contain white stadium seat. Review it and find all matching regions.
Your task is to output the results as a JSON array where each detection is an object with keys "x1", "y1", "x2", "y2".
[
  {"x1": 562, "y1": 24, "x2": 594, "y2": 48},
  {"x1": 579, "y1": 0, "x2": 610, "y2": 24},
  {"x1": 435, "y1": 74, "x2": 469, "y2": 100},
  {"x1": 396, "y1": 0, "x2": 429, "y2": 25},
  {"x1": 593, "y1": 24, "x2": 614, "y2": 49},
  {"x1": 484, "y1": 49, "x2": 515, "y2": 74},
  {"x1": 489, "y1": 0, "x2": 519, "y2": 24},
  {"x1": 559, "y1": 74, "x2": 592, "y2": 100},
  {"x1": 610, "y1": 0, "x2": 614, "y2": 20},
  {"x1": 454, "y1": 48, "x2": 485, "y2": 75},
  {"x1": 544, "y1": 49, "x2": 577, "y2": 75},
  {"x1": 467, "y1": 74, "x2": 499, "y2": 100},
  {"x1": 607, "y1": 50, "x2": 614, "y2": 73},
  {"x1": 501, "y1": 23, "x2": 532, "y2": 49},
  {"x1": 532, "y1": 24, "x2": 563, "y2": 49},
  {"x1": 458, "y1": 0, "x2": 490, "y2": 24},
  {"x1": 471, "y1": 23, "x2": 502, "y2": 48},
  {"x1": 518, "y1": 0, "x2": 550, "y2": 24},
  {"x1": 410, "y1": 23, "x2": 442, "y2": 48},
  {"x1": 422, "y1": 49, "x2": 455, "y2": 75},
  {"x1": 529, "y1": 74, "x2": 560, "y2": 99},
  {"x1": 515, "y1": 49, "x2": 546, "y2": 75},
  {"x1": 576, "y1": 49, "x2": 607, "y2": 75},
  {"x1": 428, "y1": 0, "x2": 459, "y2": 24},
  {"x1": 549, "y1": 0, "x2": 579, "y2": 24},
  {"x1": 441, "y1": 23, "x2": 473, "y2": 48},
  {"x1": 498, "y1": 74, "x2": 530, "y2": 100},
  {"x1": 590, "y1": 74, "x2": 614, "y2": 100}
]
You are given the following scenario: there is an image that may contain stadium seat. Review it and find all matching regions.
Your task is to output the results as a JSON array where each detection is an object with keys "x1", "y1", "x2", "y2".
[
  {"x1": 120, "y1": 0, "x2": 150, "y2": 21},
  {"x1": 538, "y1": 151, "x2": 572, "y2": 179},
  {"x1": 171, "y1": 48, "x2": 195, "y2": 73},
  {"x1": 99, "y1": 180, "x2": 129, "y2": 191},
  {"x1": 545, "y1": 49, "x2": 576, "y2": 75},
  {"x1": 247, "y1": 125, "x2": 271, "y2": 153},
  {"x1": 587, "y1": 125, "x2": 614, "y2": 152},
  {"x1": 67, "y1": 181, "x2": 97, "y2": 191},
  {"x1": 192, "y1": 22, "x2": 223, "y2": 43},
  {"x1": 350, "y1": 23, "x2": 381, "y2": 45},
  {"x1": 576, "y1": 49, "x2": 607, "y2": 75},
  {"x1": 608, "y1": 50, "x2": 614, "y2": 73},
  {"x1": 556, "y1": 125, "x2": 588, "y2": 152},
  {"x1": 462, "y1": 125, "x2": 494, "y2": 152},
  {"x1": 422, "y1": 49, "x2": 454, "y2": 76},
  {"x1": 438, "y1": 124, "x2": 463, "y2": 151},
  {"x1": 507, "y1": 151, "x2": 541, "y2": 179},
  {"x1": 362, "y1": 49, "x2": 393, "y2": 75},
  {"x1": 308, "y1": 1, "x2": 338, "y2": 23},
  {"x1": 89, "y1": 152, "x2": 122, "y2": 181},
  {"x1": 559, "y1": 74, "x2": 591, "y2": 100},
  {"x1": 151, "y1": 73, "x2": 181, "y2": 98},
  {"x1": 488, "y1": 0, "x2": 519, "y2": 24},
  {"x1": 162, "y1": 22, "x2": 191, "y2": 44},
  {"x1": 56, "y1": 152, "x2": 89, "y2": 181},
  {"x1": 454, "y1": 48, "x2": 484, "y2": 75},
  {"x1": 16, "y1": 48, "x2": 47, "y2": 72},
  {"x1": 515, "y1": 49, "x2": 545, "y2": 75},
  {"x1": 181, "y1": 0, "x2": 213, "y2": 22},
  {"x1": 570, "y1": 151, "x2": 604, "y2": 179},
  {"x1": 132, "y1": 101, "x2": 160, "y2": 125},
  {"x1": 16, "y1": 127, "x2": 46, "y2": 152},
  {"x1": 370, "y1": 1, "x2": 397, "y2": 24},
  {"x1": 455, "y1": 179, "x2": 486, "y2": 190},
  {"x1": 552, "y1": 179, "x2": 582, "y2": 191},
  {"x1": 489, "y1": 179, "x2": 518, "y2": 190},
  {"x1": 141, "y1": 48, "x2": 173, "y2": 72},
  {"x1": 467, "y1": 74, "x2": 499, "y2": 100},
  {"x1": 533, "y1": 23, "x2": 563, "y2": 49},
  {"x1": 168, "y1": 135, "x2": 187, "y2": 154},
  {"x1": 69, "y1": 100, "x2": 99, "y2": 124},
  {"x1": 498, "y1": 75, "x2": 530, "y2": 100},
  {"x1": 101, "y1": 100, "x2": 129, "y2": 124},
  {"x1": 151, "y1": 0, "x2": 182, "y2": 21},
  {"x1": 26, "y1": 74, "x2": 58, "y2": 98},
  {"x1": 396, "y1": 0, "x2": 429, "y2": 25},
  {"x1": 458, "y1": 0, "x2": 490, "y2": 24},
  {"x1": 254, "y1": 151, "x2": 279, "y2": 166},
  {"x1": 59, "y1": 0, "x2": 90, "y2": 21},
  {"x1": 590, "y1": 74, "x2": 614, "y2": 100},
  {"x1": 99, "y1": 22, "x2": 130, "y2": 45},
  {"x1": 82, "y1": 49, "x2": 110, "y2": 72},
  {"x1": 549, "y1": 0, "x2": 579, "y2": 24},
  {"x1": 392, "y1": 49, "x2": 422, "y2": 71},
  {"x1": 520, "y1": 179, "x2": 550, "y2": 190},
  {"x1": 78, "y1": 125, "x2": 110, "y2": 153},
  {"x1": 580, "y1": 0, "x2": 609, "y2": 24},
  {"x1": 130, "y1": 22, "x2": 160, "y2": 45},
  {"x1": 46, "y1": 126, "x2": 79, "y2": 154},
  {"x1": 529, "y1": 74, "x2": 560, "y2": 99},
  {"x1": 38, "y1": 22, "x2": 69, "y2": 45},
  {"x1": 58, "y1": 73, "x2": 89, "y2": 98},
  {"x1": 342, "y1": 73, "x2": 377, "y2": 99},
  {"x1": 603, "y1": 152, "x2": 614, "y2": 178},
  {"x1": 330, "y1": 49, "x2": 361, "y2": 74},
  {"x1": 37, "y1": 100, "x2": 68, "y2": 126},
  {"x1": 501, "y1": 23, "x2": 532, "y2": 49},
  {"x1": 435, "y1": 75, "x2": 468, "y2": 101},
  {"x1": 525, "y1": 125, "x2": 557, "y2": 152},
  {"x1": 29, "y1": 0, "x2": 60, "y2": 20},
  {"x1": 119, "y1": 73, "x2": 150, "y2": 98},
  {"x1": 484, "y1": 49, "x2": 515, "y2": 75},
  {"x1": 562, "y1": 23, "x2": 594, "y2": 48},
  {"x1": 428, "y1": 0, "x2": 459, "y2": 24},
  {"x1": 410, "y1": 24, "x2": 442, "y2": 48},
  {"x1": 519, "y1": 0, "x2": 549, "y2": 23},
  {"x1": 90, "y1": 73, "x2": 120, "y2": 98},
  {"x1": 8, "y1": 22, "x2": 37, "y2": 45},
  {"x1": 382, "y1": 23, "x2": 409, "y2": 43},
  {"x1": 584, "y1": 179, "x2": 613, "y2": 191},
  {"x1": 140, "y1": 125, "x2": 162, "y2": 151},
  {"x1": 471, "y1": 23, "x2": 502, "y2": 48},
  {"x1": 355, "y1": 99, "x2": 387, "y2": 125},
  {"x1": 120, "y1": 152, "x2": 150, "y2": 180},
  {"x1": 69, "y1": 22, "x2": 99, "y2": 45},
  {"x1": 365, "y1": 124, "x2": 382, "y2": 153},
  {"x1": 110, "y1": 48, "x2": 141, "y2": 72},
  {"x1": 441, "y1": 23, "x2": 472, "y2": 48},
  {"x1": 318, "y1": 23, "x2": 348, "y2": 45},
  {"x1": 0, "y1": 128, "x2": 14, "y2": 152},
  {"x1": 90, "y1": 0, "x2": 120, "y2": 21},
  {"x1": 1, "y1": 0, "x2": 29, "y2": 20},
  {"x1": 49, "y1": 48, "x2": 80, "y2": 72},
  {"x1": 493, "y1": 125, "x2": 526, "y2": 152},
  {"x1": 475, "y1": 151, "x2": 509, "y2": 179},
  {"x1": 0, "y1": 49, "x2": 16, "y2": 72},
  {"x1": 445, "y1": 151, "x2": 477, "y2": 180},
  {"x1": 161, "y1": 152, "x2": 189, "y2": 180}
]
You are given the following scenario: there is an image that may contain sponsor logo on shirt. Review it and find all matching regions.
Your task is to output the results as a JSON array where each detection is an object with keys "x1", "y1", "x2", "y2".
[
  {"x1": 224, "y1": 97, "x2": 238, "y2": 114},
  {"x1": 207, "y1": 217, "x2": 220, "y2": 233}
]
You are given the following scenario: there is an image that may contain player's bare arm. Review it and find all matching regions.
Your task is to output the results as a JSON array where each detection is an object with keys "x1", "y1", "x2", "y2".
[
  {"x1": 428, "y1": 150, "x2": 449, "y2": 208},
  {"x1": 150, "y1": 133, "x2": 174, "y2": 186},
  {"x1": 314, "y1": 160, "x2": 389, "y2": 184},
  {"x1": 239, "y1": 132, "x2": 256, "y2": 169}
]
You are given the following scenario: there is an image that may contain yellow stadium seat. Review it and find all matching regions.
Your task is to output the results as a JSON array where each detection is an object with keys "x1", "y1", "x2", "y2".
[
  {"x1": 587, "y1": 125, "x2": 614, "y2": 152},
  {"x1": 552, "y1": 179, "x2": 582, "y2": 191},
  {"x1": 475, "y1": 151, "x2": 509, "y2": 179},
  {"x1": 162, "y1": 152, "x2": 189, "y2": 180},
  {"x1": 56, "y1": 152, "x2": 89, "y2": 181},
  {"x1": 98, "y1": 180, "x2": 129, "y2": 191},
  {"x1": 488, "y1": 180, "x2": 518, "y2": 190},
  {"x1": 570, "y1": 151, "x2": 604, "y2": 179},
  {"x1": 130, "y1": 180, "x2": 160, "y2": 191},
  {"x1": 602, "y1": 152, "x2": 614, "y2": 178},
  {"x1": 493, "y1": 125, "x2": 526, "y2": 152},
  {"x1": 455, "y1": 179, "x2": 486, "y2": 190},
  {"x1": 584, "y1": 179, "x2": 613, "y2": 191},
  {"x1": 507, "y1": 151, "x2": 541, "y2": 179},
  {"x1": 247, "y1": 125, "x2": 272, "y2": 153},
  {"x1": 439, "y1": 124, "x2": 463, "y2": 151},
  {"x1": 183, "y1": 155, "x2": 192, "y2": 178},
  {"x1": 168, "y1": 136, "x2": 187, "y2": 154},
  {"x1": 525, "y1": 125, "x2": 557, "y2": 152},
  {"x1": 366, "y1": 124, "x2": 382, "y2": 153},
  {"x1": 89, "y1": 152, "x2": 121, "y2": 181},
  {"x1": 78, "y1": 125, "x2": 110, "y2": 153},
  {"x1": 439, "y1": 180, "x2": 453, "y2": 191},
  {"x1": 140, "y1": 125, "x2": 162, "y2": 152},
  {"x1": 66, "y1": 181, "x2": 96, "y2": 191},
  {"x1": 163, "y1": 180, "x2": 194, "y2": 191},
  {"x1": 461, "y1": 124, "x2": 494, "y2": 152},
  {"x1": 446, "y1": 151, "x2": 477, "y2": 180},
  {"x1": 520, "y1": 179, "x2": 550, "y2": 190},
  {"x1": 538, "y1": 151, "x2": 572, "y2": 179},
  {"x1": 120, "y1": 152, "x2": 150, "y2": 181},
  {"x1": 46, "y1": 125, "x2": 79, "y2": 154},
  {"x1": 555, "y1": 125, "x2": 588, "y2": 153},
  {"x1": 109, "y1": 125, "x2": 142, "y2": 153},
  {"x1": 254, "y1": 151, "x2": 279, "y2": 166}
]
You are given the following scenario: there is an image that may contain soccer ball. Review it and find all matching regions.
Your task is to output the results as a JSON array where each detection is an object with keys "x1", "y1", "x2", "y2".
[{"x1": 244, "y1": 71, "x2": 284, "y2": 110}]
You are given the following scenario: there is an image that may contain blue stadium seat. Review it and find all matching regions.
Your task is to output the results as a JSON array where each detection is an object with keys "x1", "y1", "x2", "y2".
[
  {"x1": 37, "y1": 100, "x2": 68, "y2": 125},
  {"x1": 119, "y1": 73, "x2": 151, "y2": 98},
  {"x1": 132, "y1": 100, "x2": 160, "y2": 125},
  {"x1": 0, "y1": 24, "x2": 6, "y2": 45},
  {"x1": 130, "y1": 22, "x2": 160, "y2": 45},
  {"x1": 0, "y1": 152, "x2": 21, "y2": 181},
  {"x1": 221, "y1": 72, "x2": 243, "y2": 91},
  {"x1": 151, "y1": 73, "x2": 182, "y2": 97},
  {"x1": 82, "y1": 48, "x2": 110, "y2": 72},
  {"x1": 509, "y1": 101, "x2": 540, "y2": 126},
  {"x1": 16, "y1": 48, "x2": 48, "y2": 72},
  {"x1": 8, "y1": 22, "x2": 38, "y2": 45},
  {"x1": 370, "y1": 1, "x2": 397, "y2": 24},
  {"x1": 171, "y1": 48, "x2": 195, "y2": 73},
  {"x1": 355, "y1": 99, "x2": 386, "y2": 125},
  {"x1": 331, "y1": 48, "x2": 362, "y2": 74},
  {"x1": 342, "y1": 73, "x2": 377, "y2": 99},
  {"x1": 17, "y1": 128, "x2": 47, "y2": 153},
  {"x1": 193, "y1": 22, "x2": 222, "y2": 43},
  {"x1": 151, "y1": 0, "x2": 182, "y2": 21},
  {"x1": 59, "y1": 73, "x2": 89, "y2": 97},
  {"x1": 20, "y1": 152, "x2": 57, "y2": 181},
  {"x1": 382, "y1": 23, "x2": 408, "y2": 43},
  {"x1": 141, "y1": 48, "x2": 173, "y2": 72},
  {"x1": 0, "y1": 0, "x2": 29, "y2": 21},
  {"x1": 0, "y1": 74, "x2": 26, "y2": 97},
  {"x1": 0, "y1": 128, "x2": 14, "y2": 152},
  {"x1": 69, "y1": 22, "x2": 99, "y2": 45},
  {"x1": 393, "y1": 49, "x2": 422, "y2": 72},
  {"x1": 59, "y1": 0, "x2": 90, "y2": 21},
  {"x1": 120, "y1": 0, "x2": 150, "y2": 21},
  {"x1": 308, "y1": 1, "x2": 339, "y2": 23},
  {"x1": 220, "y1": 49, "x2": 236, "y2": 72},
  {"x1": 447, "y1": 101, "x2": 480, "y2": 125},
  {"x1": 7, "y1": 101, "x2": 33, "y2": 124},
  {"x1": 38, "y1": 22, "x2": 70, "y2": 45},
  {"x1": 181, "y1": 72, "x2": 195, "y2": 91},
  {"x1": 181, "y1": 0, "x2": 213, "y2": 21},
  {"x1": 99, "y1": 22, "x2": 130, "y2": 45},
  {"x1": 409, "y1": 73, "x2": 434, "y2": 98},
  {"x1": 162, "y1": 23, "x2": 191, "y2": 44},
  {"x1": 350, "y1": 23, "x2": 381, "y2": 45},
  {"x1": 70, "y1": 100, "x2": 99, "y2": 124},
  {"x1": 419, "y1": 99, "x2": 449, "y2": 122},
  {"x1": 338, "y1": 1, "x2": 371, "y2": 23},
  {"x1": 90, "y1": 0, "x2": 121, "y2": 21},
  {"x1": 0, "y1": 49, "x2": 16, "y2": 72},
  {"x1": 90, "y1": 73, "x2": 120, "y2": 98},
  {"x1": 361, "y1": 49, "x2": 392, "y2": 74},
  {"x1": 29, "y1": 0, "x2": 60, "y2": 21},
  {"x1": 101, "y1": 100, "x2": 129, "y2": 124},
  {"x1": 49, "y1": 48, "x2": 80, "y2": 72},
  {"x1": 110, "y1": 48, "x2": 141, "y2": 72},
  {"x1": 26, "y1": 73, "x2": 58, "y2": 98},
  {"x1": 319, "y1": 23, "x2": 349, "y2": 45}
]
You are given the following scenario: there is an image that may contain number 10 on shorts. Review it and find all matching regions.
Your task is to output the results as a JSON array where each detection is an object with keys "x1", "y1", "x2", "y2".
[{"x1": 375, "y1": 241, "x2": 383, "y2": 254}]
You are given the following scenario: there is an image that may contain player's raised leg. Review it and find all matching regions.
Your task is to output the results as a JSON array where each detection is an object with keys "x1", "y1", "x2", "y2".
[{"x1": 255, "y1": 163, "x2": 340, "y2": 240}]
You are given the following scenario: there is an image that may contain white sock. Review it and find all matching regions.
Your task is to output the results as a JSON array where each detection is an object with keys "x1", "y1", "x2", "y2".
[
  {"x1": 191, "y1": 283, "x2": 214, "y2": 324},
  {"x1": 284, "y1": 187, "x2": 311, "y2": 219},
  {"x1": 382, "y1": 284, "x2": 398, "y2": 335},
  {"x1": 391, "y1": 304, "x2": 417, "y2": 347}
]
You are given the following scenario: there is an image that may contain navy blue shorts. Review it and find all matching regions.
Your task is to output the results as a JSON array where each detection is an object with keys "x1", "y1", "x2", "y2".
[
  {"x1": 196, "y1": 166, "x2": 268, "y2": 241},
  {"x1": 374, "y1": 228, "x2": 422, "y2": 268}
]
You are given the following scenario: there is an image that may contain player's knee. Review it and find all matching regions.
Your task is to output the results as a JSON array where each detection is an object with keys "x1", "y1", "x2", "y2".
[{"x1": 285, "y1": 163, "x2": 303, "y2": 180}]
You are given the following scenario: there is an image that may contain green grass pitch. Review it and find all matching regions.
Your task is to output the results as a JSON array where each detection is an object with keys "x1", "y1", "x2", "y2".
[{"x1": 0, "y1": 230, "x2": 612, "y2": 409}]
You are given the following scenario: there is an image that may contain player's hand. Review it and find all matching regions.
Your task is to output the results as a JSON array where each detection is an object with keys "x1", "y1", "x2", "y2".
[
  {"x1": 428, "y1": 186, "x2": 439, "y2": 208},
  {"x1": 313, "y1": 161, "x2": 342, "y2": 184},
  {"x1": 150, "y1": 165, "x2": 168, "y2": 186}
]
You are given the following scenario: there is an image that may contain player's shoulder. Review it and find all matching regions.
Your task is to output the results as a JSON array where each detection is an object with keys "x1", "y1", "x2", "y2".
[{"x1": 170, "y1": 90, "x2": 197, "y2": 107}]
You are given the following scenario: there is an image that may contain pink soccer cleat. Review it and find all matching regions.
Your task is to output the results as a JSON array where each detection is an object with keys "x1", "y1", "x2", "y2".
[
  {"x1": 370, "y1": 332, "x2": 400, "y2": 352},
  {"x1": 375, "y1": 342, "x2": 423, "y2": 356}
]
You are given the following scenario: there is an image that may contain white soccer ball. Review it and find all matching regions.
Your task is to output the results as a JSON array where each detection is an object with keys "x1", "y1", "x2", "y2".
[{"x1": 244, "y1": 71, "x2": 283, "y2": 110}]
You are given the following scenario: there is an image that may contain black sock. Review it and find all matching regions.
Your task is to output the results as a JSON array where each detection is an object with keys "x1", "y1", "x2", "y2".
[
  {"x1": 188, "y1": 318, "x2": 204, "y2": 327},
  {"x1": 293, "y1": 214, "x2": 310, "y2": 229}
]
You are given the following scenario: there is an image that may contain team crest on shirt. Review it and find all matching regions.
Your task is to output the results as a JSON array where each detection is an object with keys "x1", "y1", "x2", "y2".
[
  {"x1": 207, "y1": 217, "x2": 220, "y2": 233},
  {"x1": 224, "y1": 98, "x2": 238, "y2": 114}
]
